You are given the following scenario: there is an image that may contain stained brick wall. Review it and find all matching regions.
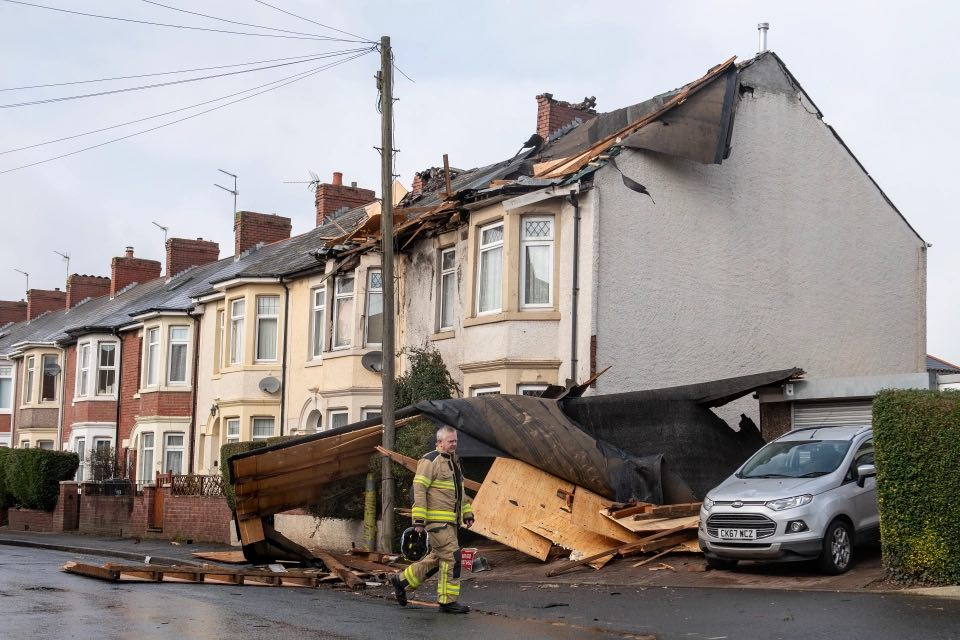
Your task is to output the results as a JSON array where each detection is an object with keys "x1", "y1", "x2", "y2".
[
  {"x1": 314, "y1": 172, "x2": 376, "y2": 225},
  {"x1": 66, "y1": 275, "x2": 111, "y2": 308},
  {"x1": 111, "y1": 248, "x2": 161, "y2": 296},
  {"x1": 166, "y1": 238, "x2": 220, "y2": 277},
  {"x1": 27, "y1": 288, "x2": 66, "y2": 319},
  {"x1": 0, "y1": 300, "x2": 27, "y2": 324},
  {"x1": 234, "y1": 211, "x2": 292, "y2": 255}
]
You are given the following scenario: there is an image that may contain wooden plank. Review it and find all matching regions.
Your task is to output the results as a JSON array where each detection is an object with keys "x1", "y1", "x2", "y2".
[
  {"x1": 601, "y1": 513, "x2": 700, "y2": 534},
  {"x1": 608, "y1": 503, "x2": 654, "y2": 519},
  {"x1": 331, "y1": 553, "x2": 397, "y2": 574},
  {"x1": 631, "y1": 502, "x2": 702, "y2": 521},
  {"x1": 235, "y1": 437, "x2": 380, "y2": 490},
  {"x1": 521, "y1": 512, "x2": 623, "y2": 570},
  {"x1": 61, "y1": 561, "x2": 120, "y2": 581},
  {"x1": 569, "y1": 487, "x2": 641, "y2": 545},
  {"x1": 313, "y1": 551, "x2": 365, "y2": 590},
  {"x1": 546, "y1": 523, "x2": 692, "y2": 576},
  {"x1": 237, "y1": 516, "x2": 266, "y2": 545},
  {"x1": 619, "y1": 532, "x2": 696, "y2": 557},
  {"x1": 375, "y1": 446, "x2": 482, "y2": 492},
  {"x1": 191, "y1": 550, "x2": 248, "y2": 564},
  {"x1": 632, "y1": 545, "x2": 683, "y2": 568},
  {"x1": 469, "y1": 458, "x2": 565, "y2": 561}
]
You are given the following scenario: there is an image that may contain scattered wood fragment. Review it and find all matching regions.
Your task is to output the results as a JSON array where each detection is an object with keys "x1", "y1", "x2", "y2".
[
  {"x1": 547, "y1": 523, "x2": 692, "y2": 576},
  {"x1": 62, "y1": 561, "x2": 334, "y2": 588},
  {"x1": 191, "y1": 550, "x2": 248, "y2": 564},
  {"x1": 631, "y1": 545, "x2": 682, "y2": 568},
  {"x1": 313, "y1": 551, "x2": 366, "y2": 590},
  {"x1": 648, "y1": 562, "x2": 676, "y2": 572}
]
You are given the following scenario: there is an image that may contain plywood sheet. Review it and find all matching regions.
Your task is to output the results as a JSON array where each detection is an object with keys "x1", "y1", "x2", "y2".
[
  {"x1": 470, "y1": 457, "x2": 571, "y2": 561},
  {"x1": 601, "y1": 512, "x2": 699, "y2": 533},
  {"x1": 522, "y1": 512, "x2": 624, "y2": 569},
  {"x1": 570, "y1": 488, "x2": 641, "y2": 544}
]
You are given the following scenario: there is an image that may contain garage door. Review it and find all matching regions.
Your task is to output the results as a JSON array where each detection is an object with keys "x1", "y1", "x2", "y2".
[{"x1": 792, "y1": 401, "x2": 873, "y2": 429}]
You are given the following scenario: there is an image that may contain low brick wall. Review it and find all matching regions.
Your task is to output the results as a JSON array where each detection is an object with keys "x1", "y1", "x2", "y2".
[
  {"x1": 6, "y1": 482, "x2": 80, "y2": 532},
  {"x1": 162, "y1": 494, "x2": 232, "y2": 543},
  {"x1": 79, "y1": 494, "x2": 142, "y2": 537},
  {"x1": 7, "y1": 508, "x2": 57, "y2": 532}
]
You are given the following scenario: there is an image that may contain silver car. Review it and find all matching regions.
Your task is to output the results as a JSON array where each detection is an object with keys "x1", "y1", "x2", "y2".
[{"x1": 698, "y1": 425, "x2": 878, "y2": 574}]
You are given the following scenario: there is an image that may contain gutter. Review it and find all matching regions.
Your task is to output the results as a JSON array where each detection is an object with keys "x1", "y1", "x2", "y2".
[{"x1": 567, "y1": 189, "x2": 581, "y2": 383}]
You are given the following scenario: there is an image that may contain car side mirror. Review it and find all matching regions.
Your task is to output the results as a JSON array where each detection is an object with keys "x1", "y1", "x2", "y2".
[{"x1": 856, "y1": 463, "x2": 876, "y2": 488}]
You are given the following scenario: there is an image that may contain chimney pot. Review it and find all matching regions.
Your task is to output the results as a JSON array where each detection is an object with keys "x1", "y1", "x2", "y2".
[
  {"x1": 124, "y1": 246, "x2": 134, "y2": 257},
  {"x1": 351, "y1": 181, "x2": 357, "y2": 188},
  {"x1": 332, "y1": 171, "x2": 343, "y2": 186}
]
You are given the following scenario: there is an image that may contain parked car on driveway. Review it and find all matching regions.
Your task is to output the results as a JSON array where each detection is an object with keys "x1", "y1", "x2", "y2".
[{"x1": 698, "y1": 425, "x2": 877, "y2": 574}]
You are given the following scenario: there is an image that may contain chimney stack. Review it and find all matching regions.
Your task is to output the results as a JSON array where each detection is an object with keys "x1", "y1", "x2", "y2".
[
  {"x1": 234, "y1": 211, "x2": 292, "y2": 256},
  {"x1": 314, "y1": 171, "x2": 376, "y2": 226},
  {"x1": 26, "y1": 288, "x2": 67, "y2": 320},
  {"x1": 0, "y1": 300, "x2": 28, "y2": 325},
  {"x1": 110, "y1": 247, "x2": 162, "y2": 296},
  {"x1": 166, "y1": 237, "x2": 220, "y2": 277},
  {"x1": 758, "y1": 22, "x2": 769, "y2": 53},
  {"x1": 66, "y1": 274, "x2": 111, "y2": 308},
  {"x1": 535, "y1": 93, "x2": 598, "y2": 143}
]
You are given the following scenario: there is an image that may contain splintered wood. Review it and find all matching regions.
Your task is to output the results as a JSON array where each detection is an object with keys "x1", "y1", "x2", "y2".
[{"x1": 472, "y1": 458, "x2": 701, "y2": 573}]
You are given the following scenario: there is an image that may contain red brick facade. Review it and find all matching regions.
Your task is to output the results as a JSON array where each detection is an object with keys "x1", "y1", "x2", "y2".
[
  {"x1": 26, "y1": 288, "x2": 67, "y2": 319},
  {"x1": 61, "y1": 343, "x2": 119, "y2": 444},
  {"x1": 119, "y1": 331, "x2": 142, "y2": 480},
  {"x1": 66, "y1": 274, "x2": 111, "y2": 308},
  {"x1": 165, "y1": 237, "x2": 220, "y2": 277},
  {"x1": 234, "y1": 211, "x2": 292, "y2": 255},
  {"x1": 535, "y1": 92, "x2": 598, "y2": 141},
  {"x1": 0, "y1": 300, "x2": 27, "y2": 325},
  {"x1": 314, "y1": 172, "x2": 376, "y2": 225},
  {"x1": 111, "y1": 248, "x2": 162, "y2": 296}
]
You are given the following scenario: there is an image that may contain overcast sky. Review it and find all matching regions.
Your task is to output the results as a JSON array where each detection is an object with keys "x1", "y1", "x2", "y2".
[{"x1": 2, "y1": 1, "x2": 958, "y2": 364}]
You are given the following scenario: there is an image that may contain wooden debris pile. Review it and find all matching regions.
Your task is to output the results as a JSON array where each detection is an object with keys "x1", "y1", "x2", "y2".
[{"x1": 466, "y1": 457, "x2": 701, "y2": 575}]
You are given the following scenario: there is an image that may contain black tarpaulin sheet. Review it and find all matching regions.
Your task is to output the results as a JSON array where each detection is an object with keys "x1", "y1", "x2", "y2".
[
  {"x1": 414, "y1": 395, "x2": 669, "y2": 503},
  {"x1": 561, "y1": 368, "x2": 802, "y2": 498}
]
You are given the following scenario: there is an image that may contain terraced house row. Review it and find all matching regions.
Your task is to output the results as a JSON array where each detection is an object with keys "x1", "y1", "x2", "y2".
[{"x1": 0, "y1": 52, "x2": 936, "y2": 486}]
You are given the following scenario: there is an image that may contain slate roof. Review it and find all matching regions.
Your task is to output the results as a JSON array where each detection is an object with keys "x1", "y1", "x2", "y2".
[{"x1": 927, "y1": 354, "x2": 960, "y2": 374}]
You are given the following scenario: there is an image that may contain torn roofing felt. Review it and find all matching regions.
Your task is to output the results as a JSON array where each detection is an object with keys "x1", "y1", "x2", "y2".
[
  {"x1": 413, "y1": 395, "x2": 690, "y2": 505},
  {"x1": 560, "y1": 368, "x2": 803, "y2": 498}
]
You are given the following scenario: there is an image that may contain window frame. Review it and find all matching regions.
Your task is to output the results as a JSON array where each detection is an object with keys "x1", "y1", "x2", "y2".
[
  {"x1": 145, "y1": 327, "x2": 160, "y2": 387},
  {"x1": 40, "y1": 354, "x2": 59, "y2": 402},
  {"x1": 517, "y1": 384, "x2": 549, "y2": 397},
  {"x1": 166, "y1": 325, "x2": 189, "y2": 385},
  {"x1": 476, "y1": 221, "x2": 504, "y2": 315},
  {"x1": 254, "y1": 295, "x2": 280, "y2": 362},
  {"x1": 362, "y1": 407, "x2": 382, "y2": 421},
  {"x1": 332, "y1": 274, "x2": 355, "y2": 349},
  {"x1": 438, "y1": 247, "x2": 456, "y2": 331},
  {"x1": 471, "y1": 385, "x2": 501, "y2": 397},
  {"x1": 75, "y1": 437, "x2": 86, "y2": 482},
  {"x1": 225, "y1": 418, "x2": 240, "y2": 444},
  {"x1": 229, "y1": 298, "x2": 245, "y2": 365},
  {"x1": 95, "y1": 341, "x2": 118, "y2": 396},
  {"x1": 519, "y1": 215, "x2": 555, "y2": 309},
  {"x1": 23, "y1": 356, "x2": 34, "y2": 404},
  {"x1": 251, "y1": 416, "x2": 275, "y2": 441},
  {"x1": 163, "y1": 432, "x2": 185, "y2": 475},
  {"x1": 311, "y1": 286, "x2": 326, "y2": 359},
  {"x1": 215, "y1": 309, "x2": 225, "y2": 373},
  {"x1": 76, "y1": 343, "x2": 91, "y2": 397},
  {"x1": 326, "y1": 410, "x2": 349, "y2": 431},
  {"x1": 139, "y1": 432, "x2": 155, "y2": 486},
  {"x1": 0, "y1": 363, "x2": 12, "y2": 411},
  {"x1": 364, "y1": 269, "x2": 384, "y2": 347}
]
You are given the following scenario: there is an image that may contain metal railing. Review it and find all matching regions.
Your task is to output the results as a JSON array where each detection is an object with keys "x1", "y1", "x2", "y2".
[{"x1": 171, "y1": 474, "x2": 225, "y2": 497}]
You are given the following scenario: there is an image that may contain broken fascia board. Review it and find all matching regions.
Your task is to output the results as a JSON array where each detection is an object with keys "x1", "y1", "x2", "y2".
[{"x1": 502, "y1": 183, "x2": 580, "y2": 212}]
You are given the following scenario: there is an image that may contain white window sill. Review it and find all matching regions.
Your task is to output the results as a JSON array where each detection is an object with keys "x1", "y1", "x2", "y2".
[{"x1": 463, "y1": 310, "x2": 560, "y2": 327}]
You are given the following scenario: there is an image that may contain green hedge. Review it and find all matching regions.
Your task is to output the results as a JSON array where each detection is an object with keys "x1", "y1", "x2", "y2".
[
  {"x1": 0, "y1": 448, "x2": 13, "y2": 509},
  {"x1": 221, "y1": 437, "x2": 294, "y2": 511},
  {"x1": 3, "y1": 448, "x2": 80, "y2": 511},
  {"x1": 874, "y1": 389, "x2": 960, "y2": 585}
]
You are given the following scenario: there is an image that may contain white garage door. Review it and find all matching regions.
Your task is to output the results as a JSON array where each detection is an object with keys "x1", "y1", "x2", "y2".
[{"x1": 792, "y1": 401, "x2": 873, "y2": 429}]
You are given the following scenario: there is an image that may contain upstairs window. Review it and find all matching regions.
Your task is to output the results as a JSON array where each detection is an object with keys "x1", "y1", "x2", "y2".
[
  {"x1": 255, "y1": 296, "x2": 279, "y2": 362},
  {"x1": 41, "y1": 354, "x2": 58, "y2": 402},
  {"x1": 76, "y1": 344, "x2": 91, "y2": 397},
  {"x1": 333, "y1": 275, "x2": 354, "y2": 349},
  {"x1": 365, "y1": 270, "x2": 383, "y2": 346},
  {"x1": 0, "y1": 365, "x2": 12, "y2": 410},
  {"x1": 438, "y1": 248, "x2": 455, "y2": 331},
  {"x1": 230, "y1": 298, "x2": 245, "y2": 364},
  {"x1": 97, "y1": 342, "x2": 117, "y2": 395},
  {"x1": 215, "y1": 310, "x2": 225, "y2": 372},
  {"x1": 23, "y1": 356, "x2": 34, "y2": 404},
  {"x1": 167, "y1": 326, "x2": 188, "y2": 384},
  {"x1": 145, "y1": 327, "x2": 160, "y2": 387},
  {"x1": 311, "y1": 287, "x2": 326, "y2": 358},
  {"x1": 520, "y1": 216, "x2": 554, "y2": 307},
  {"x1": 477, "y1": 222, "x2": 503, "y2": 314}
]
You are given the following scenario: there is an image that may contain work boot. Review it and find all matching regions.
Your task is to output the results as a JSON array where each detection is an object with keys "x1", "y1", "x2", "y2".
[
  {"x1": 439, "y1": 601, "x2": 470, "y2": 614},
  {"x1": 389, "y1": 574, "x2": 407, "y2": 607}
]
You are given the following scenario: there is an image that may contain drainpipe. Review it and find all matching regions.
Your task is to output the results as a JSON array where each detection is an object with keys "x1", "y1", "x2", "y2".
[
  {"x1": 567, "y1": 189, "x2": 581, "y2": 383},
  {"x1": 187, "y1": 312, "x2": 201, "y2": 474},
  {"x1": 279, "y1": 278, "x2": 290, "y2": 436},
  {"x1": 56, "y1": 347, "x2": 66, "y2": 451},
  {"x1": 112, "y1": 329, "x2": 123, "y2": 478}
]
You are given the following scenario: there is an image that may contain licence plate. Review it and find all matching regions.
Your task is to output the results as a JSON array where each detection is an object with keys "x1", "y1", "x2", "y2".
[{"x1": 719, "y1": 528, "x2": 756, "y2": 540}]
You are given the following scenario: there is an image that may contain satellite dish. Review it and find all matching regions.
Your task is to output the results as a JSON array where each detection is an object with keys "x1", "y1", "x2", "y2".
[
  {"x1": 361, "y1": 351, "x2": 383, "y2": 373},
  {"x1": 258, "y1": 376, "x2": 281, "y2": 394},
  {"x1": 43, "y1": 362, "x2": 61, "y2": 376}
]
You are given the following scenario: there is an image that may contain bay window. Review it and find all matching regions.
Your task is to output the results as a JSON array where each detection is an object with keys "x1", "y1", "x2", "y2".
[
  {"x1": 145, "y1": 327, "x2": 160, "y2": 387},
  {"x1": 23, "y1": 356, "x2": 34, "y2": 403},
  {"x1": 76, "y1": 344, "x2": 90, "y2": 396},
  {"x1": 41, "y1": 354, "x2": 58, "y2": 402},
  {"x1": 520, "y1": 216, "x2": 554, "y2": 307},
  {"x1": 167, "y1": 326, "x2": 188, "y2": 384},
  {"x1": 477, "y1": 222, "x2": 503, "y2": 314},
  {"x1": 96, "y1": 342, "x2": 117, "y2": 394},
  {"x1": 311, "y1": 287, "x2": 326, "y2": 358},
  {"x1": 252, "y1": 417, "x2": 275, "y2": 441},
  {"x1": 365, "y1": 270, "x2": 383, "y2": 346},
  {"x1": 333, "y1": 275, "x2": 354, "y2": 348},
  {"x1": 229, "y1": 298, "x2": 245, "y2": 364}
]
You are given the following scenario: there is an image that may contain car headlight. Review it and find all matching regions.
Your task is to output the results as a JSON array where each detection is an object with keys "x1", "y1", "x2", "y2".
[
  {"x1": 766, "y1": 494, "x2": 813, "y2": 511},
  {"x1": 702, "y1": 496, "x2": 714, "y2": 510}
]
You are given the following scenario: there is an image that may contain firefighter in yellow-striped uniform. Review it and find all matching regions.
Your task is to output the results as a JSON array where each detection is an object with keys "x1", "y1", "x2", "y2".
[{"x1": 390, "y1": 425, "x2": 474, "y2": 614}]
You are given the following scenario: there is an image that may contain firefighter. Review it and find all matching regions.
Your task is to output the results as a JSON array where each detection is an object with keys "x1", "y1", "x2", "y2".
[{"x1": 390, "y1": 425, "x2": 474, "y2": 613}]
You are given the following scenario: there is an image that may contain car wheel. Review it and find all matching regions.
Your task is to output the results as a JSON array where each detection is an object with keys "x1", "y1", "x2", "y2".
[
  {"x1": 706, "y1": 556, "x2": 738, "y2": 570},
  {"x1": 818, "y1": 519, "x2": 853, "y2": 574}
]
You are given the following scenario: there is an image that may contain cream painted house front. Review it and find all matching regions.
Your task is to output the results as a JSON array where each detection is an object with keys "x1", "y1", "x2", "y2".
[{"x1": 12, "y1": 345, "x2": 63, "y2": 449}]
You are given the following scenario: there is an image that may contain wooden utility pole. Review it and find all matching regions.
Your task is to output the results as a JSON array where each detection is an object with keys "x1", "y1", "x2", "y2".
[{"x1": 378, "y1": 35, "x2": 397, "y2": 553}]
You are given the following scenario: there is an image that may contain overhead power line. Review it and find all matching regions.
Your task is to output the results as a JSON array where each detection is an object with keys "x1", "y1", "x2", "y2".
[
  {"x1": 1, "y1": 51, "x2": 335, "y2": 92},
  {"x1": 0, "y1": 47, "x2": 375, "y2": 176},
  {"x1": 0, "y1": 49, "x2": 370, "y2": 109},
  {"x1": 0, "y1": 0, "x2": 368, "y2": 43},
  {"x1": 253, "y1": 0, "x2": 370, "y2": 42},
  {"x1": 1, "y1": 49, "x2": 370, "y2": 155}
]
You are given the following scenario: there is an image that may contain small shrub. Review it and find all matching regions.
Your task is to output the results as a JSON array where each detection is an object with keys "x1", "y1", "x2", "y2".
[{"x1": 0, "y1": 448, "x2": 12, "y2": 509}]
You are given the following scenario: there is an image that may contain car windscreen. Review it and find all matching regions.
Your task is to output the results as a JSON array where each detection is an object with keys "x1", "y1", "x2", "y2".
[{"x1": 738, "y1": 439, "x2": 852, "y2": 479}]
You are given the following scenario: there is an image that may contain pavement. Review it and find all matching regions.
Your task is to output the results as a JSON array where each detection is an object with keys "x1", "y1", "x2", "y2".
[{"x1": 2, "y1": 527, "x2": 958, "y2": 599}]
